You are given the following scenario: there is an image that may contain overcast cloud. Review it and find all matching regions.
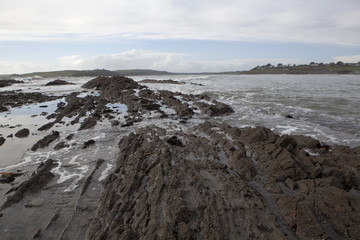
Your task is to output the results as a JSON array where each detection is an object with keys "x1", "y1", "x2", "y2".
[
  {"x1": 1, "y1": 0, "x2": 360, "y2": 45},
  {"x1": 1, "y1": 0, "x2": 360, "y2": 73}
]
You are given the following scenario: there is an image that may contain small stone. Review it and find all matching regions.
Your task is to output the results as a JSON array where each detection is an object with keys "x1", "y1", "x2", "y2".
[{"x1": 15, "y1": 128, "x2": 30, "y2": 138}]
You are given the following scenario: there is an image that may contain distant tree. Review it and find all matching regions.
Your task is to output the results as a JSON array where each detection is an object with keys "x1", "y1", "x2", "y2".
[
  {"x1": 318, "y1": 62, "x2": 324, "y2": 66},
  {"x1": 336, "y1": 61, "x2": 344, "y2": 66},
  {"x1": 310, "y1": 62, "x2": 316, "y2": 65},
  {"x1": 277, "y1": 63, "x2": 283, "y2": 67},
  {"x1": 329, "y1": 62, "x2": 335, "y2": 67}
]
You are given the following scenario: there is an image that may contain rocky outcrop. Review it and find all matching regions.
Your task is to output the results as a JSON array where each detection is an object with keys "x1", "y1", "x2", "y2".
[
  {"x1": 87, "y1": 121, "x2": 360, "y2": 240},
  {"x1": 14, "y1": 128, "x2": 30, "y2": 138},
  {"x1": 0, "y1": 91, "x2": 61, "y2": 109},
  {"x1": 31, "y1": 131, "x2": 60, "y2": 151},
  {"x1": 0, "y1": 79, "x2": 24, "y2": 88},
  {"x1": 139, "y1": 79, "x2": 185, "y2": 84},
  {"x1": 45, "y1": 79, "x2": 74, "y2": 86},
  {"x1": 0, "y1": 159, "x2": 57, "y2": 211},
  {"x1": 0, "y1": 136, "x2": 5, "y2": 146}
]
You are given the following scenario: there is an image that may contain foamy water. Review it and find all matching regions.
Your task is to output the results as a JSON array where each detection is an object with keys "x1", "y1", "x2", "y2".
[{"x1": 1, "y1": 74, "x2": 360, "y2": 192}]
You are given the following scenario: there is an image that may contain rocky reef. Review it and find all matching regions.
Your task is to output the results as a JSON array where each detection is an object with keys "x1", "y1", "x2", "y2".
[{"x1": 0, "y1": 76, "x2": 359, "y2": 239}]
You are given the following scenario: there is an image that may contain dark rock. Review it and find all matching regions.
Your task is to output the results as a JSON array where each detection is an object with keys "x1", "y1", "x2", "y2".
[
  {"x1": 0, "y1": 136, "x2": 5, "y2": 146},
  {"x1": 14, "y1": 128, "x2": 30, "y2": 138},
  {"x1": 78, "y1": 117, "x2": 97, "y2": 130},
  {"x1": 88, "y1": 122, "x2": 360, "y2": 240},
  {"x1": 194, "y1": 100, "x2": 234, "y2": 117},
  {"x1": 0, "y1": 91, "x2": 61, "y2": 109},
  {"x1": 65, "y1": 134, "x2": 74, "y2": 140},
  {"x1": 82, "y1": 139, "x2": 95, "y2": 149},
  {"x1": 0, "y1": 174, "x2": 15, "y2": 183},
  {"x1": 39, "y1": 105, "x2": 48, "y2": 108},
  {"x1": 45, "y1": 79, "x2": 74, "y2": 86},
  {"x1": 54, "y1": 141, "x2": 70, "y2": 151},
  {"x1": 0, "y1": 159, "x2": 57, "y2": 211},
  {"x1": 285, "y1": 114, "x2": 293, "y2": 119},
  {"x1": 111, "y1": 120, "x2": 120, "y2": 126},
  {"x1": 0, "y1": 105, "x2": 8, "y2": 112},
  {"x1": 31, "y1": 131, "x2": 60, "y2": 151},
  {"x1": 139, "y1": 79, "x2": 184, "y2": 84},
  {"x1": 167, "y1": 136, "x2": 183, "y2": 146},
  {"x1": 7, "y1": 134, "x2": 13, "y2": 138},
  {"x1": 37, "y1": 122, "x2": 55, "y2": 131},
  {"x1": 0, "y1": 79, "x2": 24, "y2": 88}
]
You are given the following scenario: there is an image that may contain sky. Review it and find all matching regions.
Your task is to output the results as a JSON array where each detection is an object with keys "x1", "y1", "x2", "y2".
[{"x1": 1, "y1": 0, "x2": 360, "y2": 74}]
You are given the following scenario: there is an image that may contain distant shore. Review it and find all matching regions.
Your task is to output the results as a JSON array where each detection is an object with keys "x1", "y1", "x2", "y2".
[{"x1": 1, "y1": 61, "x2": 360, "y2": 79}]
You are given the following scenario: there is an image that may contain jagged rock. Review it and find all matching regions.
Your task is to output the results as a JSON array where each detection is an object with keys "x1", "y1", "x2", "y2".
[
  {"x1": 14, "y1": 128, "x2": 30, "y2": 138},
  {"x1": 0, "y1": 105, "x2": 8, "y2": 112},
  {"x1": 0, "y1": 136, "x2": 5, "y2": 146},
  {"x1": 54, "y1": 141, "x2": 69, "y2": 150},
  {"x1": 0, "y1": 159, "x2": 57, "y2": 211},
  {"x1": 87, "y1": 122, "x2": 360, "y2": 240},
  {"x1": 82, "y1": 139, "x2": 95, "y2": 149},
  {"x1": 31, "y1": 131, "x2": 60, "y2": 151},
  {"x1": 38, "y1": 122, "x2": 55, "y2": 131},
  {"x1": 45, "y1": 79, "x2": 74, "y2": 86}
]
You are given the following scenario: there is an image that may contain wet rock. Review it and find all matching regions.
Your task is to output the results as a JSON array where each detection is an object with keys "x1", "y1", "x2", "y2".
[
  {"x1": 39, "y1": 105, "x2": 48, "y2": 108},
  {"x1": 0, "y1": 91, "x2": 61, "y2": 109},
  {"x1": 0, "y1": 136, "x2": 5, "y2": 146},
  {"x1": 14, "y1": 128, "x2": 30, "y2": 138},
  {"x1": 167, "y1": 136, "x2": 183, "y2": 146},
  {"x1": 0, "y1": 79, "x2": 24, "y2": 88},
  {"x1": 194, "y1": 100, "x2": 234, "y2": 116},
  {"x1": 82, "y1": 139, "x2": 95, "y2": 149},
  {"x1": 79, "y1": 117, "x2": 98, "y2": 130},
  {"x1": 31, "y1": 131, "x2": 60, "y2": 151},
  {"x1": 65, "y1": 134, "x2": 74, "y2": 140},
  {"x1": 45, "y1": 79, "x2": 74, "y2": 86},
  {"x1": 139, "y1": 79, "x2": 184, "y2": 84},
  {"x1": 0, "y1": 159, "x2": 57, "y2": 211},
  {"x1": 38, "y1": 122, "x2": 55, "y2": 131},
  {"x1": 0, "y1": 174, "x2": 15, "y2": 183},
  {"x1": 0, "y1": 105, "x2": 8, "y2": 112},
  {"x1": 7, "y1": 134, "x2": 13, "y2": 138},
  {"x1": 285, "y1": 114, "x2": 293, "y2": 119},
  {"x1": 54, "y1": 141, "x2": 70, "y2": 151}
]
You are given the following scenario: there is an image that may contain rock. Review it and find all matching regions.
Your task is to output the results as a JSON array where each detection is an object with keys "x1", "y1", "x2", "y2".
[
  {"x1": 38, "y1": 122, "x2": 55, "y2": 131},
  {"x1": 87, "y1": 122, "x2": 360, "y2": 240},
  {"x1": 0, "y1": 136, "x2": 5, "y2": 146},
  {"x1": 14, "y1": 128, "x2": 30, "y2": 138},
  {"x1": 31, "y1": 131, "x2": 60, "y2": 151},
  {"x1": 139, "y1": 79, "x2": 185, "y2": 84},
  {"x1": 65, "y1": 134, "x2": 74, "y2": 140},
  {"x1": 0, "y1": 174, "x2": 15, "y2": 183},
  {"x1": 45, "y1": 79, "x2": 74, "y2": 86},
  {"x1": 54, "y1": 141, "x2": 70, "y2": 150},
  {"x1": 0, "y1": 79, "x2": 24, "y2": 88},
  {"x1": 78, "y1": 117, "x2": 97, "y2": 130},
  {"x1": 0, "y1": 105, "x2": 8, "y2": 112},
  {"x1": 0, "y1": 159, "x2": 57, "y2": 211},
  {"x1": 82, "y1": 139, "x2": 95, "y2": 149},
  {"x1": 167, "y1": 136, "x2": 183, "y2": 146},
  {"x1": 285, "y1": 114, "x2": 293, "y2": 118},
  {"x1": 7, "y1": 134, "x2": 13, "y2": 138}
]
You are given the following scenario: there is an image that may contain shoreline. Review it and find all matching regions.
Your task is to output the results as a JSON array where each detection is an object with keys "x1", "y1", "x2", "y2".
[{"x1": 0, "y1": 76, "x2": 359, "y2": 239}]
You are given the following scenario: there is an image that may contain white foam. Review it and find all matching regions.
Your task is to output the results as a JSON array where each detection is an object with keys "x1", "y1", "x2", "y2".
[{"x1": 98, "y1": 163, "x2": 114, "y2": 181}]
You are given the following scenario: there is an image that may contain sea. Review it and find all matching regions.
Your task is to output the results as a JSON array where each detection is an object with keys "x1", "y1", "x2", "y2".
[{"x1": 0, "y1": 74, "x2": 359, "y2": 190}]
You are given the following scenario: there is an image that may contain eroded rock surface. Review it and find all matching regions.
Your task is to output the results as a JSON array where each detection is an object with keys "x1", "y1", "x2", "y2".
[{"x1": 87, "y1": 121, "x2": 360, "y2": 240}]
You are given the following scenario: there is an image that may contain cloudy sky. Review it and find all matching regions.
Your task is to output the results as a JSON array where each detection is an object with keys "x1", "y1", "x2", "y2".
[{"x1": 1, "y1": 0, "x2": 360, "y2": 74}]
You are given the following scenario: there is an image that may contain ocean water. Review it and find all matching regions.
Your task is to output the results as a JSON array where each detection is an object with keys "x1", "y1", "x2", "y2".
[
  {"x1": 1, "y1": 74, "x2": 359, "y2": 192},
  {"x1": 132, "y1": 74, "x2": 360, "y2": 148}
]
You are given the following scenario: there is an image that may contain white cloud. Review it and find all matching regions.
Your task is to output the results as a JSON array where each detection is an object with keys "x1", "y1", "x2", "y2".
[
  {"x1": 333, "y1": 55, "x2": 360, "y2": 63},
  {"x1": 0, "y1": 0, "x2": 359, "y2": 45},
  {"x1": 0, "y1": 49, "x2": 301, "y2": 74}
]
